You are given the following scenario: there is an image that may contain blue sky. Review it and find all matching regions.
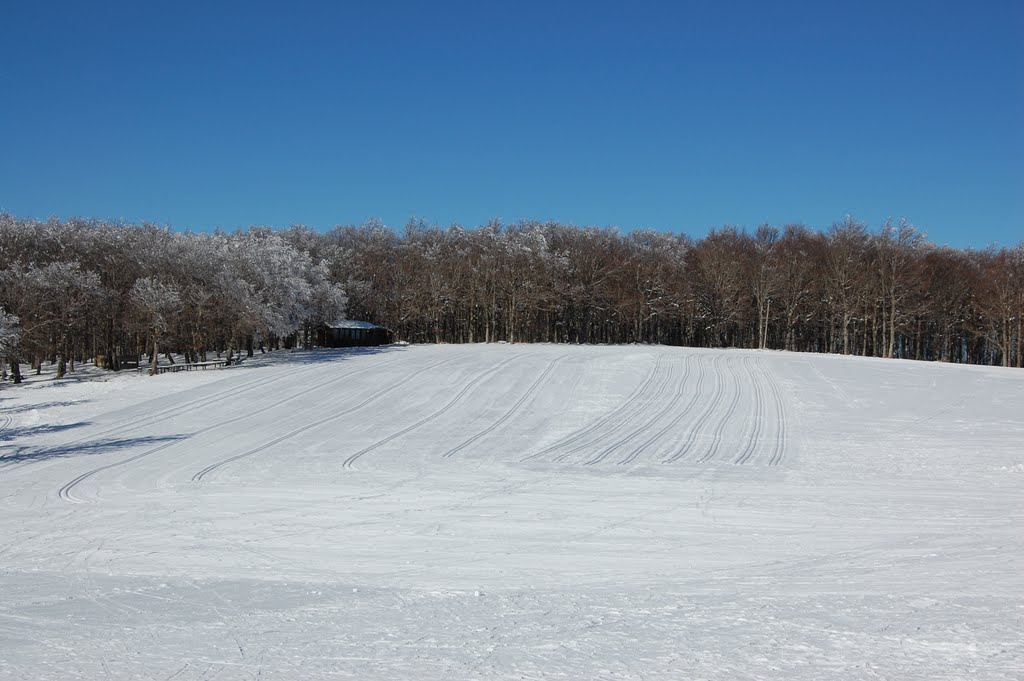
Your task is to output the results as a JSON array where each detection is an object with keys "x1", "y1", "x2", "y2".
[{"x1": 1, "y1": 1, "x2": 1021, "y2": 247}]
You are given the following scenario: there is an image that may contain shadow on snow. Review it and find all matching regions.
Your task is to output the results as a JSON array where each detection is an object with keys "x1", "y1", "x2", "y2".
[
  {"x1": 0, "y1": 400, "x2": 90, "y2": 416},
  {"x1": 0, "y1": 421, "x2": 92, "y2": 443},
  {"x1": 0, "y1": 434, "x2": 186, "y2": 466},
  {"x1": 237, "y1": 344, "x2": 410, "y2": 370}
]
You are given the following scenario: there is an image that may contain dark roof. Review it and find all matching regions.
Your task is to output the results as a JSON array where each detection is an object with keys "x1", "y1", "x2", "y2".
[{"x1": 325, "y1": 320, "x2": 381, "y2": 330}]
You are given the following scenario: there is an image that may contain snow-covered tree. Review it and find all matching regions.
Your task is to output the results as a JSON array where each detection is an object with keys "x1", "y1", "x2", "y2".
[
  {"x1": 0, "y1": 212, "x2": 1021, "y2": 373},
  {"x1": 0, "y1": 309, "x2": 21, "y2": 384},
  {"x1": 131, "y1": 277, "x2": 181, "y2": 375}
]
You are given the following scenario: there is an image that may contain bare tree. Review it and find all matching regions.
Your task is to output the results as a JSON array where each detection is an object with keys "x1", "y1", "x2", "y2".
[
  {"x1": 689, "y1": 228, "x2": 751, "y2": 348},
  {"x1": 824, "y1": 217, "x2": 870, "y2": 355},
  {"x1": 875, "y1": 218, "x2": 924, "y2": 358},
  {"x1": 750, "y1": 224, "x2": 781, "y2": 349}
]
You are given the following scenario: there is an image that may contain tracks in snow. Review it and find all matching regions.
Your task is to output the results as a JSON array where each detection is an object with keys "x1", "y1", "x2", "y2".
[
  {"x1": 0, "y1": 411, "x2": 13, "y2": 468},
  {"x1": 664, "y1": 355, "x2": 727, "y2": 464},
  {"x1": 696, "y1": 357, "x2": 744, "y2": 463},
  {"x1": 58, "y1": 352, "x2": 411, "y2": 502},
  {"x1": 520, "y1": 355, "x2": 665, "y2": 463},
  {"x1": 524, "y1": 351, "x2": 790, "y2": 467},
  {"x1": 193, "y1": 354, "x2": 468, "y2": 481},
  {"x1": 584, "y1": 357, "x2": 692, "y2": 466},
  {"x1": 57, "y1": 348, "x2": 792, "y2": 501},
  {"x1": 12, "y1": 353, "x2": 363, "y2": 476},
  {"x1": 734, "y1": 357, "x2": 763, "y2": 465},
  {"x1": 343, "y1": 354, "x2": 526, "y2": 469},
  {"x1": 557, "y1": 355, "x2": 675, "y2": 464},
  {"x1": 442, "y1": 354, "x2": 569, "y2": 459},
  {"x1": 674, "y1": 354, "x2": 788, "y2": 466},
  {"x1": 616, "y1": 357, "x2": 704, "y2": 465},
  {"x1": 760, "y1": 358, "x2": 788, "y2": 466}
]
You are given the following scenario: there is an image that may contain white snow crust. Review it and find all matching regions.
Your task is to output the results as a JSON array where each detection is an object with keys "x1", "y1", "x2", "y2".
[{"x1": 1, "y1": 345, "x2": 1022, "y2": 679}]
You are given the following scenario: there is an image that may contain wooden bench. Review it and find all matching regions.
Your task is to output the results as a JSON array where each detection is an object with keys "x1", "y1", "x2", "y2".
[{"x1": 151, "y1": 360, "x2": 230, "y2": 374}]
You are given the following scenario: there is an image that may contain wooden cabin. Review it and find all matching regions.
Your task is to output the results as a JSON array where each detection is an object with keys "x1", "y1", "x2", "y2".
[{"x1": 317, "y1": 320, "x2": 393, "y2": 347}]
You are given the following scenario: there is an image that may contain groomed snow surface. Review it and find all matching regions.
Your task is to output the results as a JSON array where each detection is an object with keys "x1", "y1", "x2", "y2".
[{"x1": 1, "y1": 345, "x2": 1022, "y2": 680}]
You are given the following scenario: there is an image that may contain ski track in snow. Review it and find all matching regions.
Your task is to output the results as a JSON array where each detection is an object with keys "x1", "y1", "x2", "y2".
[
  {"x1": 61, "y1": 356, "x2": 318, "y2": 451},
  {"x1": 340, "y1": 352, "x2": 526, "y2": 469},
  {"x1": 763, "y1": 357, "x2": 789, "y2": 466},
  {"x1": 582, "y1": 357, "x2": 682, "y2": 466},
  {"x1": 520, "y1": 353, "x2": 662, "y2": 463},
  {"x1": 441, "y1": 353, "x2": 569, "y2": 459},
  {"x1": 602, "y1": 355, "x2": 692, "y2": 466},
  {"x1": 58, "y1": 352, "x2": 413, "y2": 501},
  {"x1": 697, "y1": 355, "x2": 743, "y2": 464},
  {"x1": 616, "y1": 355, "x2": 699, "y2": 465},
  {"x1": 1, "y1": 350, "x2": 383, "y2": 475},
  {"x1": 734, "y1": 356, "x2": 763, "y2": 465},
  {"x1": 0, "y1": 411, "x2": 12, "y2": 445},
  {"x1": 1, "y1": 344, "x2": 1023, "y2": 680},
  {"x1": 193, "y1": 354, "x2": 461, "y2": 481},
  {"x1": 664, "y1": 354, "x2": 726, "y2": 463}
]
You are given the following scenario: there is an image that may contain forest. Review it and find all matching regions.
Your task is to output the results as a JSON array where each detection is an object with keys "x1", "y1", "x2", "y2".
[{"x1": 0, "y1": 212, "x2": 1021, "y2": 381}]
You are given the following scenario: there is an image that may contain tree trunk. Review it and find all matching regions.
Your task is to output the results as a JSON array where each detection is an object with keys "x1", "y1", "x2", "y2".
[
  {"x1": 888, "y1": 298, "x2": 897, "y2": 359},
  {"x1": 1017, "y1": 311, "x2": 1022, "y2": 369},
  {"x1": 150, "y1": 334, "x2": 160, "y2": 376},
  {"x1": 842, "y1": 313, "x2": 851, "y2": 354}
]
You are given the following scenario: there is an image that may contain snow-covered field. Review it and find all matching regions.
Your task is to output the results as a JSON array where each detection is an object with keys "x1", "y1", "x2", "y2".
[{"x1": 1, "y1": 344, "x2": 1022, "y2": 680}]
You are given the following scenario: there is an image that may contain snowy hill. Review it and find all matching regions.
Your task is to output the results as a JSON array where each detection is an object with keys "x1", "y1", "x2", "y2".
[{"x1": 1, "y1": 345, "x2": 1022, "y2": 679}]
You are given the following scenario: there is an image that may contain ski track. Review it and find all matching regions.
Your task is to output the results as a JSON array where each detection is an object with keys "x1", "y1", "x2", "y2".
[
  {"x1": 583, "y1": 358, "x2": 689, "y2": 466},
  {"x1": 441, "y1": 354, "x2": 569, "y2": 459},
  {"x1": 540, "y1": 355, "x2": 665, "y2": 463},
  {"x1": 697, "y1": 356, "x2": 744, "y2": 463},
  {"x1": 58, "y1": 353, "x2": 413, "y2": 501},
  {"x1": 617, "y1": 355, "x2": 702, "y2": 465},
  {"x1": 734, "y1": 356, "x2": 764, "y2": 465},
  {"x1": 761, "y1": 358, "x2": 789, "y2": 466},
  {"x1": 552, "y1": 354, "x2": 670, "y2": 464},
  {"x1": 79, "y1": 363, "x2": 292, "y2": 438},
  {"x1": 342, "y1": 353, "x2": 527, "y2": 469},
  {"x1": 519, "y1": 354, "x2": 663, "y2": 463},
  {"x1": 0, "y1": 411, "x2": 12, "y2": 447},
  {"x1": 664, "y1": 354, "x2": 726, "y2": 464},
  {"x1": 0, "y1": 412, "x2": 13, "y2": 470},
  {"x1": 886, "y1": 393, "x2": 971, "y2": 440},
  {"x1": 192, "y1": 355, "x2": 468, "y2": 482},
  {"x1": 4, "y1": 353, "x2": 361, "y2": 475},
  {"x1": 520, "y1": 352, "x2": 663, "y2": 464}
]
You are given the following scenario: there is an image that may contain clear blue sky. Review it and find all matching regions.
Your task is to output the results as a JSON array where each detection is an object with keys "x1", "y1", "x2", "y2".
[{"x1": 1, "y1": 1, "x2": 1021, "y2": 247}]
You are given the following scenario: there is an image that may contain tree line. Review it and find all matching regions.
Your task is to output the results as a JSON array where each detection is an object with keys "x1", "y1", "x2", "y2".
[
  {"x1": 0, "y1": 216, "x2": 346, "y2": 380},
  {"x1": 335, "y1": 217, "x2": 1022, "y2": 367},
  {"x1": 1, "y1": 213, "x2": 1021, "y2": 383}
]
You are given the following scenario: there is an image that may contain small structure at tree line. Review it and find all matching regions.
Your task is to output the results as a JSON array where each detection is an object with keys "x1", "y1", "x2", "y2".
[{"x1": 317, "y1": 320, "x2": 393, "y2": 347}]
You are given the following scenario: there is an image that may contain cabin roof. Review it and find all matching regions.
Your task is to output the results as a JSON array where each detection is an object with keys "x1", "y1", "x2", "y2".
[{"x1": 324, "y1": 320, "x2": 381, "y2": 330}]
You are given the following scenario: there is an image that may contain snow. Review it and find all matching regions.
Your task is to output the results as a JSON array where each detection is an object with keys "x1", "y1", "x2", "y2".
[{"x1": 1, "y1": 345, "x2": 1022, "y2": 680}]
